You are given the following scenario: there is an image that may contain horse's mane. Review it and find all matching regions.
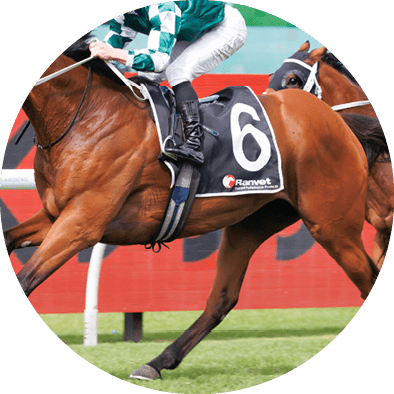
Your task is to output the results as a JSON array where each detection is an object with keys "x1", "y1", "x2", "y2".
[
  {"x1": 63, "y1": 33, "x2": 126, "y2": 85},
  {"x1": 321, "y1": 53, "x2": 360, "y2": 86}
]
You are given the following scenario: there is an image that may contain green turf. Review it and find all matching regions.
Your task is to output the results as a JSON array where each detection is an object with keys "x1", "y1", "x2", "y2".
[{"x1": 41, "y1": 307, "x2": 359, "y2": 393}]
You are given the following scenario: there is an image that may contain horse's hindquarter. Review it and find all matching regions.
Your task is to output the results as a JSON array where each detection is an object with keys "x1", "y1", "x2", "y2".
[{"x1": 260, "y1": 90, "x2": 368, "y2": 224}]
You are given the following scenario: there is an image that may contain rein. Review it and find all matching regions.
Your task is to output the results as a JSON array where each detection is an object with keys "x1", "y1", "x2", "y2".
[
  {"x1": 331, "y1": 100, "x2": 372, "y2": 111},
  {"x1": 35, "y1": 55, "x2": 147, "y2": 101},
  {"x1": 34, "y1": 55, "x2": 96, "y2": 86},
  {"x1": 283, "y1": 58, "x2": 371, "y2": 111},
  {"x1": 26, "y1": 53, "x2": 148, "y2": 150}
]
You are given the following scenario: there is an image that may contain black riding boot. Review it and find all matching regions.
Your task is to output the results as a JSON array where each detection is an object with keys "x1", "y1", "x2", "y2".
[{"x1": 166, "y1": 100, "x2": 204, "y2": 165}]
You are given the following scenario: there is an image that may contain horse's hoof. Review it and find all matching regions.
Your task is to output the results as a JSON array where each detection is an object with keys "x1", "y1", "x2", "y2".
[{"x1": 129, "y1": 364, "x2": 162, "y2": 381}]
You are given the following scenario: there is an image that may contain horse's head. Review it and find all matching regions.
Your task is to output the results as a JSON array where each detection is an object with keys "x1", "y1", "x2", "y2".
[{"x1": 266, "y1": 41, "x2": 327, "y2": 95}]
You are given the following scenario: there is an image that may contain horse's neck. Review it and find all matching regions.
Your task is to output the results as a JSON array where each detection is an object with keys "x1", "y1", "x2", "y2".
[
  {"x1": 22, "y1": 56, "x2": 87, "y2": 146},
  {"x1": 319, "y1": 62, "x2": 368, "y2": 107}
]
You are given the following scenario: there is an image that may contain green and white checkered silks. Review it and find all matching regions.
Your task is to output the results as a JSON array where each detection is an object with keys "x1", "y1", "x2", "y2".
[{"x1": 105, "y1": 3, "x2": 182, "y2": 72}]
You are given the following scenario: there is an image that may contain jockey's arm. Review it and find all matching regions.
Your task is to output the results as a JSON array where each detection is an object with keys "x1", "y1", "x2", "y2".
[
  {"x1": 88, "y1": 37, "x2": 170, "y2": 73},
  {"x1": 90, "y1": 3, "x2": 181, "y2": 73}
]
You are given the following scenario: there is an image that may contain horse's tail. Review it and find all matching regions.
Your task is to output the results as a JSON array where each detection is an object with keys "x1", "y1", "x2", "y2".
[{"x1": 340, "y1": 113, "x2": 390, "y2": 169}]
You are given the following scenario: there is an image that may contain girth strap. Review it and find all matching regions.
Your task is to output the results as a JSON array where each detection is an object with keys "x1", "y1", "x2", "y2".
[{"x1": 147, "y1": 162, "x2": 201, "y2": 252}]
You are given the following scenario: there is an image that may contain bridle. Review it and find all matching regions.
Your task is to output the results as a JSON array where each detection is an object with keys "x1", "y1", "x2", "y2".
[
  {"x1": 282, "y1": 58, "x2": 322, "y2": 99},
  {"x1": 18, "y1": 50, "x2": 149, "y2": 150},
  {"x1": 279, "y1": 57, "x2": 371, "y2": 111}
]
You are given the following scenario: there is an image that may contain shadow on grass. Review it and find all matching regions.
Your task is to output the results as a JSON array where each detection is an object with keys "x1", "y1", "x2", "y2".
[
  {"x1": 111, "y1": 363, "x2": 295, "y2": 388},
  {"x1": 59, "y1": 326, "x2": 343, "y2": 345},
  {"x1": 161, "y1": 363, "x2": 295, "y2": 381}
]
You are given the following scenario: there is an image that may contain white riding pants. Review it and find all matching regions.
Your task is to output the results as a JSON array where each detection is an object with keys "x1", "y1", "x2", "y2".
[{"x1": 138, "y1": 5, "x2": 247, "y2": 86}]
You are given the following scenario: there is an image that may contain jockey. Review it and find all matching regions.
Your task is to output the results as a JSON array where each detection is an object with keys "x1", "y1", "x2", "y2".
[{"x1": 89, "y1": 0, "x2": 247, "y2": 165}]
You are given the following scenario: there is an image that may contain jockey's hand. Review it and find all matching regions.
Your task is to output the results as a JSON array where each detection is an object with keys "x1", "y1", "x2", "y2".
[{"x1": 89, "y1": 41, "x2": 128, "y2": 65}]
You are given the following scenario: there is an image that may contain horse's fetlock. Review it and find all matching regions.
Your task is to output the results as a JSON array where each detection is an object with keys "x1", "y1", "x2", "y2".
[
  {"x1": 149, "y1": 344, "x2": 182, "y2": 371},
  {"x1": 163, "y1": 346, "x2": 182, "y2": 369}
]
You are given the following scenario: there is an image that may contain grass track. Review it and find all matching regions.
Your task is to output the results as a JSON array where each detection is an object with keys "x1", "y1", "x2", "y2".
[{"x1": 41, "y1": 307, "x2": 359, "y2": 393}]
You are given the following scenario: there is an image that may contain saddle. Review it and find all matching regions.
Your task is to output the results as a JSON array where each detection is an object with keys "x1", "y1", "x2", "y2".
[{"x1": 135, "y1": 78, "x2": 283, "y2": 250}]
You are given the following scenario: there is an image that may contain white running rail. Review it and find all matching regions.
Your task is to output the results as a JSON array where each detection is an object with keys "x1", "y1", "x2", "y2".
[
  {"x1": 0, "y1": 169, "x2": 36, "y2": 189},
  {"x1": 0, "y1": 168, "x2": 106, "y2": 346}
]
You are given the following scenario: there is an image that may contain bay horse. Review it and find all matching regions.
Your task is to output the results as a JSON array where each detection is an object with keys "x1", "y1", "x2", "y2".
[
  {"x1": 266, "y1": 41, "x2": 393, "y2": 269},
  {"x1": 4, "y1": 36, "x2": 385, "y2": 381}
]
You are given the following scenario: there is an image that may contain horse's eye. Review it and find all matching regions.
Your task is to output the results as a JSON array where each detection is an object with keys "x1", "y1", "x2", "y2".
[{"x1": 287, "y1": 77, "x2": 300, "y2": 87}]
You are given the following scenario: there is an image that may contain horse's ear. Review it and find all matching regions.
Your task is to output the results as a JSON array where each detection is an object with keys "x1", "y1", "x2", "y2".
[
  {"x1": 309, "y1": 47, "x2": 328, "y2": 62},
  {"x1": 298, "y1": 41, "x2": 310, "y2": 52}
]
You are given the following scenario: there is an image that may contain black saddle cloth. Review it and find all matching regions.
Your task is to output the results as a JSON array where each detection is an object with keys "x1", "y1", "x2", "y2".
[{"x1": 140, "y1": 81, "x2": 283, "y2": 197}]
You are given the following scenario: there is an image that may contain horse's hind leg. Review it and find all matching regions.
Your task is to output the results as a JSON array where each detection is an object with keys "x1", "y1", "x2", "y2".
[
  {"x1": 315, "y1": 231, "x2": 378, "y2": 300},
  {"x1": 4, "y1": 208, "x2": 54, "y2": 255},
  {"x1": 131, "y1": 200, "x2": 300, "y2": 380},
  {"x1": 301, "y1": 185, "x2": 378, "y2": 300},
  {"x1": 372, "y1": 229, "x2": 391, "y2": 270},
  {"x1": 366, "y1": 162, "x2": 394, "y2": 269}
]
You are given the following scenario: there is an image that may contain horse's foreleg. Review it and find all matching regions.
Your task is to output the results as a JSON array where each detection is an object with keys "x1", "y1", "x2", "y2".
[
  {"x1": 131, "y1": 200, "x2": 299, "y2": 380},
  {"x1": 132, "y1": 226, "x2": 253, "y2": 380},
  {"x1": 16, "y1": 201, "x2": 110, "y2": 297},
  {"x1": 4, "y1": 208, "x2": 54, "y2": 255}
]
